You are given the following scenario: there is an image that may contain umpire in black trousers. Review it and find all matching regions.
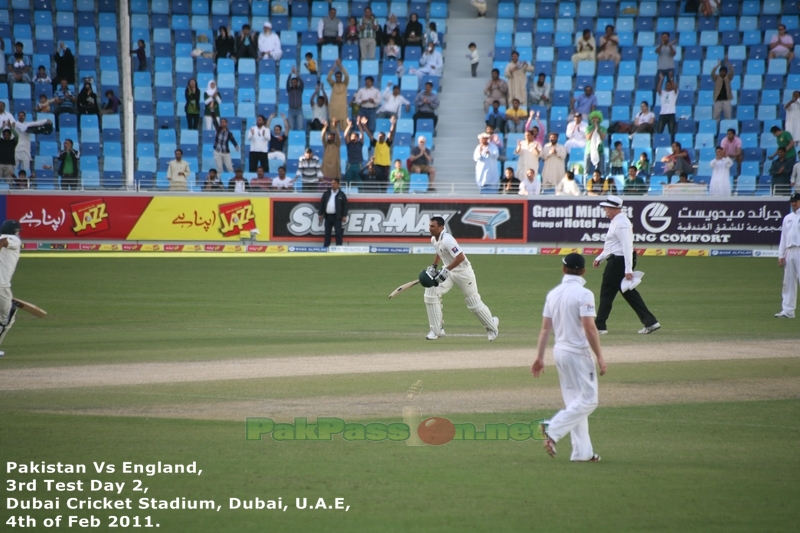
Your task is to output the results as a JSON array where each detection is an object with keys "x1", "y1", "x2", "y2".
[
  {"x1": 593, "y1": 195, "x2": 660, "y2": 334},
  {"x1": 318, "y1": 178, "x2": 348, "y2": 248}
]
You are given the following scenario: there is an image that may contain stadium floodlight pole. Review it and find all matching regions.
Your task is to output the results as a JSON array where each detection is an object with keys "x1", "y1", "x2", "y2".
[{"x1": 120, "y1": 0, "x2": 135, "y2": 189}]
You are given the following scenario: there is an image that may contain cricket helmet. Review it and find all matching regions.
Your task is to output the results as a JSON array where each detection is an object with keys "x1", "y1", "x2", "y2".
[
  {"x1": 0, "y1": 219, "x2": 21, "y2": 235},
  {"x1": 418, "y1": 269, "x2": 439, "y2": 288}
]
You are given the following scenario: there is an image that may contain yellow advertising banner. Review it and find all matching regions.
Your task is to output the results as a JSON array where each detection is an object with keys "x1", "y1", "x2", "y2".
[{"x1": 127, "y1": 197, "x2": 272, "y2": 241}]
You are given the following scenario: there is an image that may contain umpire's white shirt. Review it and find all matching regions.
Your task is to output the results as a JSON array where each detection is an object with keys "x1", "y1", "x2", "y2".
[
  {"x1": 778, "y1": 207, "x2": 800, "y2": 259},
  {"x1": 596, "y1": 212, "x2": 634, "y2": 274},
  {"x1": 432, "y1": 231, "x2": 471, "y2": 271},
  {"x1": 543, "y1": 275, "x2": 597, "y2": 354},
  {"x1": 0, "y1": 234, "x2": 21, "y2": 288}
]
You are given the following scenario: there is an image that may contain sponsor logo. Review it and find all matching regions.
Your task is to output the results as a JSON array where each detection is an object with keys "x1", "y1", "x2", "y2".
[
  {"x1": 286, "y1": 203, "x2": 456, "y2": 237},
  {"x1": 79, "y1": 244, "x2": 100, "y2": 251},
  {"x1": 753, "y1": 250, "x2": 780, "y2": 257},
  {"x1": 462, "y1": 208, "x2": 511, "y2": 239},
  {"x1": 122, "y1": 244, "x2": 142, "y2": 251},
  {"x1": 164, "y1": 244, "x2": 184, "y2": 252},
  {"x1": 667, "y1": 249, "x2": 688, "y2": 256},
  {"x1": 642, "y1": 249, "x2": 666, "y2": 256},
  {"x1": 70, "y1": 199, "x2": 109, "y2": 236},
  {"x1": 496, "y1": 247, "x2": 538, "y2": 255},
  {"x1": 412, "y1": 246, "x2": 437, "y2": 254},
  {"x1": 370, "y1": 247, "x2": 411, "y2": 254},
  {"x1": 640, "y1": 202, "x2": 672, "y2": 233},
  {"x1": 288, "y1": 246, "x2": 328, "y2": 253},
  {"x1": 540, "y1": 247, "x2": 560, "y2": 254},
  {"x1": 219, "y1": 200, "x2": 256, "y2": 238},
  {"x1": 711, "y1": 250, "x2": 753, "y2": 256},
  {"x1": 582, "y1": 247, "x2": 603, "y2": 254}
]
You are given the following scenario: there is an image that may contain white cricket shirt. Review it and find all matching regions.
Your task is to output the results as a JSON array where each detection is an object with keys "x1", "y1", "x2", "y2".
[
  {"x1": 778, "y1": 207, "x2": 800, "y2": 259},
  {"x1": 543, "y1": 275, "x2": 597, "y2": 354},
  {"x1": 432, "y1": 231, "x2": 470, "y2": 271},
  {"x1": 596, "y1": 212, "x2": 634, "y2": 273},
  {"x1": 0, "y1": 234, "x2": 21, "y2": 288}
]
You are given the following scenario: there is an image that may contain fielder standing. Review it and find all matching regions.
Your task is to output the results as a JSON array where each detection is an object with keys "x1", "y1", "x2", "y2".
[
  {"x1": 776, "y1": 192, "x2": 800, "y2": 318},
  {"x1": 532, "y1": 253, "x2": 606, "y2": 462},
  {"x1": 421, "y1": 216, "x2": 499, "y2": 341},
  {"x1": 0, "y1": 219, "x2": 21, "y2": 357},
  {"x1": 593, "y1": 195, "x2": 660, "y2": 334}
]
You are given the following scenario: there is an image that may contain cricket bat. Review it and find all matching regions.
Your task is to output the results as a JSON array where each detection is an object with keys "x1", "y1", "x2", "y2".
[
  {"x1": 388, "y1": 280, "x2": 419, "y2": 299},
  {"x1": 12, "y1": 298, "x2": 47, "y2": 318}
]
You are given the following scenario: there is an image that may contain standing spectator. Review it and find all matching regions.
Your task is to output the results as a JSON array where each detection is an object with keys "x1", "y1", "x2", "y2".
[
  {"x1": 784, "y1": 91, "x2": 800, "y2": 149},
  {"x1": 768, "y1": 24, "x2": 795, "y2": 62},
  {"x1": 257, "y1": 22, "x2": 283, "y2": 61},
  {"x1": 33, "y1": 65, "x2": 51, "y2": 85},
  {"x1": 501, "y1": 166, "x2": 520, "y2": 194},
  {"x1": 770, "y1": 147, "x2": 794, "y2": 194},
  {"x1": 0, "y1": 127, "x2": 18, "y2": 184},
  {"x1": 363, "y1": 115, "x2": 395, "y2": 192},
  {"x1": 53, "y1": 79, "x2": 77, "y2": 130},
  {"x1": 131, "y1": 39, "x2": 147, "y2": 72},
  {"x1": 661, "y1": 142, "x2": 693, "y2": 180},
  {"x1": 769, "y1": 125, "x2": 797, "y2": 164},
  {"x1": 77, "y1": 82, "x2": 100, "y2": 118},
  {"x1": 211, "y1": 116, "x2": 239, "y2": 173},
  {"x1": 466, "y1": 42, "x2": 479, "y2": 78},
  {"x1": 528, "y1": 73, "x2": 551, "y2": 109},
  {"x1": 518, "y1": 168, "x2": 541, "y2": 196},
  {"x1": 56, "y1": 139, "x2": 80, "y2": 190},
  {"x1": 102, "y1": 90, "x2": 121, "y2": 115},
  {"x1": 202, "y1": 168, "x2": 223, "y2": 191},
  {"x1": 709, "y1": 146, "x2": 733, "y2": 196},
  {"x1": 524, "y1": 110, "x2": 546, "y2": 144},
  {"x1": 250, "y1": 165, "x2": 271, "y2": 191},
  {"x1": 720, "y1": 128, "x2": 743, "y2": 172},
  {"x1": 571, "y1": 29, "x2": 596, "y2": 70},
  {"x1": 609, "y1": 141, "x2": 625, "y2": 175},
  {"x1": 167, "y1": 148, "x2": 190, "y2": 191},
  {"x1": 564, "y1": 113, "x2": 587, "y2": 151},
  {"x1": 234, "y1": 24, "x2": 258, "y2": 61},
  {"x1": 321, "y1": 120, "x2": 342, "y2": 181},
  {"x1": 247, "y1": 114, "x2": 270, "y2": 172},
  {"x1": 504, "y1": 51, "x2": 533, "y2": 108},
  {"x1": 471, "y1": 0, "x2": 488, "y2": 17},
  {"x1": 585, "y1": 112, "x2": 607, "y2": 178},
  {"x1": 632, "y1": 102, "x2": 655, "y2": 134},
  {"x1": 286, "y1": 67, "x2": 305, "y2": 132},
  {"x1": 556, "y1": 170, "x2": 581, "y2": 196},
  {"x1": 317, "y1": 7, "x2": 344, "y2": 52},
  {"x1": 358, "y1": 7, "x2": 380, "y2": 60},
  {"x1": 343, "y1": 118, "x2": 365, "y2": 186},
  {"x1": 656, "y1": 74, "x2": 678, "y2": 135},
  {"x1": 376, "y1": 82, "x2": 410, "y2": 120},
  {"x1": 52, "y1": 42, "x2": 75, "y2": 90},
  {"x1": 571, "y1": 86, "x2": 597, "y2": 117},
  {"x1": 228, "y1": 167, "x2": 250, "y2": 192},
  {"x1": 792, "y1": 159, "x2": 800, "y2": 190},
  {"x1": 327, "y1": 60, "x2": 349, "y2": 130},
  {"x1": 542, "y1": 132, "x2": 567, "y2": 189},
  {"x1": 318, "y1": 178, "x2": 348, "y2": 248},
  {"x1": 13, "y1": 112, "x2": 50, "y2": 174},
  {"x1": 424, "y1": 22, "x2": 439, "y2": 49},
  {"x1": 711, "y1": 59, "x2": 734, "y2": 120},
  {"x1": 310, "y1": 83, "x2": 329, "y2": 130},
  {"x1": 404, "y1": 13, "x2": 424, "y2": 55},
  {"x1": 486, "y1": 125, "x2": 503, "y2": 152},
  {"x1": 344, "y1": 17, "x2": 360, "y2": 45},
  {"x1": 203, "y1": 80, "x2": 221, "y2": 131},
  {"x1": 597, "y1": 25, "x2": 621, "y2": 66},
  {"x1": 266, "y1": 113, "x2": 289, "y2": 168},
  {"x1": 505, "y1": 99, "x2": 527, "y2": 133},
  {"x1": 184, "y1": 79, "x2": 200, "y2": 130},
  {"x1": 304, "y1": 51, "x2": 317, "y2": 75},
  {"x1": 411, "y1": 42, "x2": 444, "y2": 81},
  {"x1": 409, "y1": 136, "x2": 437, "y2": 190},
  {"x1": 215, "y1": 26, "x2": 236, "y2": 63},
  {"x1": 390, "y1": 158, "x2": 410, "y2": 193},
  {"x1": 474, "y1": 133, "x2": 500, "y2": 192},
  {"x1": 413, "y1": 82, "x2": 440, "y2": 129},
  {"x1": 514, "y1": 128, "x2": 542, "y2": 181},
  {"x1": 655, "y1": 33, "x2": 677, "y2": 85},
  {"x1": 354, "y1": 76, "x2": 381, "y2": 135},
  {"x1": 383, "y1": 13, "x2": 403, "y2": 49},
  {"x1": 775, "y1": 193, "x2": 800, "y2": 319},
  {"x1": 700, "y1": 0, "x2": 720, "y2": 16},
  {"x1": 271, "y1": 166, "x2": 293, "y2": 190},
  {"x1": 483, "y1": 69, "x2": 509, "y2": 113},
  {"x1": 0, "y1": 103, "x2": 15, "y2": 128},
  {"x1": 296, "y1": 148, "x2": 323, "y2": 191},
  {"x1": 0, "y1": 41, "x2": 5, "y2": 83}
]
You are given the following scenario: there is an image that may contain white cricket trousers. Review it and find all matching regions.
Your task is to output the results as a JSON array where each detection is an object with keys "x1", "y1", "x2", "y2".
[
  {"x1": 0, "y1": 286, "x2": 15, "y2": 346},
  {"x1": 548, "y1": 348, "x2": 599, "y2": 461},
  {"x1": 781, "y1": 247, "x2": 800, "y2": 315}
]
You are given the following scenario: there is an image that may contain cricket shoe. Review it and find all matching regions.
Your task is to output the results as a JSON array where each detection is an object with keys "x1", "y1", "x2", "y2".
[
  {"x1": 597, "y1": 329, "x2": 608, "y2": 335},
  {"x1": 573, "y1": 454, "x2": 601, "y2": 462},
  {"x1": 0, "y1": 351, "x2": 4, "y2": 358},
  {"x1": 775, "y1": 312, "x2": 795, "y2": 318},
  {"x1": 540, "y1": 423, "x2": 556, "y2": 458},
  {"x1": 425, "y1": 329, "x2": 446, "y2": 340},
  {"x1": 487, "y1": 317, "x2": 499, "y2": 342},
  {"x1": 638, "y1": 322, "x2": 661, "y2": 334}
]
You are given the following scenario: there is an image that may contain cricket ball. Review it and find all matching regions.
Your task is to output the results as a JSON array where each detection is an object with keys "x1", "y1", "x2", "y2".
[{"x1": 417, "y1": 417, "x2": 456, "y2": 446}]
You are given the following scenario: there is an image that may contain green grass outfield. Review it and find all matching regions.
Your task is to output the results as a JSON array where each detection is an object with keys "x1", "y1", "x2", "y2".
[{"x1": 1, "y1": 255, "x2": 798, "y2": 532}]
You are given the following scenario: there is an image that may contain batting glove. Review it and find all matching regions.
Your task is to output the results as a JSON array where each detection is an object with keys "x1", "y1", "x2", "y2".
[
  {"x1": 425, "y1": 265, "x2": 438, "y2": 278},
  {"x1": 434, "y1": 267, "x2": 449, "y2": 284}
]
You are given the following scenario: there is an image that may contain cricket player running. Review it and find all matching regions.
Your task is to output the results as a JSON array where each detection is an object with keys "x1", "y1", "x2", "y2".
[
  {"x1": 423, "y1": 216, "x2": 499, "y2": 341},
  {"x1": 0, "y1": 219, "x2": 21, "y2": 357},
  {"x1": 532, "y1": 253, "x2": 607, "y2": 462}
]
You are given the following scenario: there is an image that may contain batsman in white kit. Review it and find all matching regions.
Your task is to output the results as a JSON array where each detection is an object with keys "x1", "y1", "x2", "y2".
[
  {"x1": 419, "y1": 216, "x2": 499, "y2": 341},
  {"x1": 0, "y1": 219, "x2": 22, "y2": 358},
  {"x1": 532, "y1": 253, "x2": 607, "y2": 462}
]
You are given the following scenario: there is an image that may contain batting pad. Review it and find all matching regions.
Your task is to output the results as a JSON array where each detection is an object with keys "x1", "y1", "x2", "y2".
[
  {"x1": 0, "y1": 306, "x2": 17, "y2": 346},
  {"x1": 466, "y1": 295, "x2": 496, "y2": 331},
  {"x1": 424, "y1": 288, "x2": 443, "y2": 334}
]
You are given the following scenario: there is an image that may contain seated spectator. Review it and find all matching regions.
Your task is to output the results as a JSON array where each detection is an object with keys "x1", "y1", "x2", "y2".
[
  {"x1": 344, "y1": 118, "x2": 365, "y2": 185},
  {"x1": 33, "y1": 65, "x2": 51, "y2": 85},
  {"x1": 676, "y1": 172, "x2": 691, "y2": 184},
  {"x1": 250, "y1": 166, "x2": 272, "y2": 191},
  {"x1": 410, "y1": 43, "x2": 443, "y2": 81},
  {"x1": 711, "y1": 60, "x2": 734, "y2": 120},
  {"x1": 720, "y1": 128, "x2": 743, "y2": 170},
  {"x1": 635, "y1": 152, "x2": 651, "y2": 179},
  {"x1": 586, "y1": 169, "x2": 605, "y2": 196},
  {"x1": 54, "y1": 79, "x2": 78, "y2": 129},
  {"x1": 410, "y1": 135, "x2": 436, "y2": 190},
  {"x1": 610, "y1": 141, "x2": 625, "y2": 175},
  {"x1": 769, "y1": 125, "x2": 797, "y2": 164},
  {"x1": 377, "y1": 83, "x2": 410, "y2": 120},
  {"x1": 390, "y1": 158, "x2": 410, "y2": 193},
  {"x1": 661, "y1": 142, "x2": 692, "y2": 180},
  {"x1": 358, "y1": 158, "x2": 382, "y2": 191},
  {"x1": 385, "y1": 38, "x2": 400, "y2": 61},
  {"x1": 296, "y1": 148, "x2": 323, "y2": 191},
  {"x1": 318, "y1": 7, "x2": 344, "y2": 50},
  {"x1": 564, "y1": 113, "x2": 587, "y2": 151},
  {"x1": 404, "y1": 12, "x2": 424, "y2": 53},
  {"x1": 0, "y1": 41, "x2": 5, "y2": 83},
  {"x1": 266, "y1": 113, "x2": 289, "y2": 167},
  {"x1": 656, "y1": 33, "x2": 677, "y2": 85},
  {"x1": 167, "y1": 148, "x2": 190, "y2": 191},
  {"x1": 709, "y1": 146, "x2": 733, "y2": 196},
  {"x1": 656, "y1": 75, "x2": 678, "y2": 135},
  {"x1": 505, "y1": 99, "x2": 526, "y2": 133},
  {"x1": 272, "y1": 166, "x2": 293, "y2": 190},
  {"x1": 257, "y1": 22, "x2": 283, "y2": 61},
  {"x1": 501, "y1": 166, "x2": 520, "y2": 194},
  {"x1": 571, "y1": 86, "x2": 597, "y2": 117},
  {"x1": 102, "y1": 90, "x2": 121, "y2": 115},
  {"x1": 321, "y1": 120, "x2": 341, "y2": 181},
  {"x1": 57, "y1": 139, "x2": 80, "y2": 190},
  {"x1": 310, "y1": 83, "x2": 329, "y2": 130},
  {"x1": 383, "y1": 14, "x2": 403, "y2": 49},
  {"x1": 235, "y1": 25, "x2": 258, "y2": 61},
  {"x1": 528, "y1": 73, "x2": 551, "y2": 108},
  {"x1": 624, "y1": 166, "x2": 647, "y2": 195},
  {"x1": 215, "y1": 26, "x2": 235, "y2": 63},
  {"x1": 700, "y1": 0, "x2": 720, "y2": 16},
  {"x1": 228, "y1": 167, "x2": 250, "y2": 192},
  {"x1": 344, "y1": 17, "x2": 360, "y2": 45},
  {"x1": 597, "y1": 25, "x2": 621, "y2": 66},
  {"x1": 354, "y1": 75, "x2": 381, "y2": 135},
  {"x1": 36, "y1": 94, "x2": 55, "y2": 113},
  {"x1": 584, "y1": 111, "x2": 607, "y2": 178},
  {"x1": 483, "y1": 68, "x2": 508, "y2": 113},
  {"x1": 203, "y1": 80, "x2": 222, "y2": 131},
  {"x1": 518, "y1": 168, "x2": 541, "y2": 196},
  {"x1": 571, "y1": 29, "x2": 596, "y2": 70},
  {"x1": 632, "y1": 102, "x2": 655, "y2": 134},
  {"x1": 359, "y1": 7, "x2": 380, "y2": 60},
  {"x1": 77, "y1": 82, "x2": 100, "y2": 118},
  {"x1": 603, "y1": 176, "x2": 619, "y2": 194},
  {"x1": 13, "y1": 169, "x2": 30, "y2": 189},
  {"x1": 485, "y1": 100, "x2": 506, "y2": 132},
  {"x1": 8, "y1": 52, "x2": 30, "y2": 88},
  {"x1": 556, "y1": 170, "x2": 581, "y2": 196},
  {"x1": 424, "y1": 22, "x2": 439, "y2": 49},
  {"x1": 769, "y1": 147, "x2": 793, "y2": 194},
  {"x1": 767, "y1": 24, "x2": 794, "y2": 61},
  {"x1": 413, "y1": 82, "x2": 440, "y2": 129},
  {"x1": 202, "y1": 168, "x2": 223, "y2": 191},
  {"x1": 131, "y1": 39, "x2": 147, "y2": 72},
  {"x1": 784, "y1": 91, "x2": 800, "y2": 149},
  {"x1": 304, "y1": 52, "x2": 317, "y2": 75},
  {"x1": 542, "y1": 132, "x2": 567, "y2": 189}
]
